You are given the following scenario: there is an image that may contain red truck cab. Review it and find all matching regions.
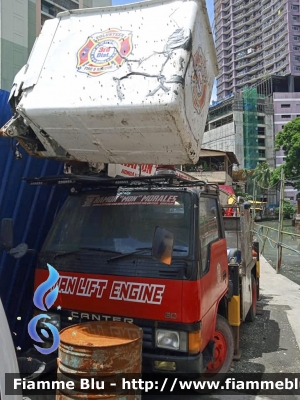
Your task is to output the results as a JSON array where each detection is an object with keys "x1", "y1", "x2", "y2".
[{"x1": 30, "y1": 174, "x2": 233, "y2": 376}]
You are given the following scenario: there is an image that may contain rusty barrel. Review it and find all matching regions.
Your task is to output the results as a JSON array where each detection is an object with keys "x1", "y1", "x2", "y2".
[{"x1": 56, "y1": 321, "x2": 143, "y2": 399}]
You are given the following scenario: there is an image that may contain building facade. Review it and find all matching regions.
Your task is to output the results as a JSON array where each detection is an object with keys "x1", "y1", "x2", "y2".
[
  {"x1": 203, "y1": 91, "x2": 275, "y2": 171},
  {"x1": 273, "y1": 91, "x2": 300, "y2": 202},
  {"x1": 0, "y1": 0, "x2": 111, "y2": 92},
  {"x1": 40, "y1": 0, "x2": 111, "y2": 30},
  {"x1": 202, "y1": 89, "x2": 277, "y2": 202},
  {"x1": 214, "y1": 0, "x2": 300, "y2": 101}
]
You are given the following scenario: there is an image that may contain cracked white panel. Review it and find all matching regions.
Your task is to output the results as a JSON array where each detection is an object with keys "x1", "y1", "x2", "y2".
[{"x1": 16, "y1": 0, "x2": 217, "y2": 165}]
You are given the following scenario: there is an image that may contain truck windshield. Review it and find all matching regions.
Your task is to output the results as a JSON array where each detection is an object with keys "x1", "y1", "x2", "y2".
[{"x1": 42, "y1": 191, "x2": 192, "y2": 257}]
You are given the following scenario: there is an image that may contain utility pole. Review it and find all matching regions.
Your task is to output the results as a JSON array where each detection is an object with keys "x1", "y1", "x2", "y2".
[{"x1": 276, "y1": 168, "x2": 285, "y2": 273}]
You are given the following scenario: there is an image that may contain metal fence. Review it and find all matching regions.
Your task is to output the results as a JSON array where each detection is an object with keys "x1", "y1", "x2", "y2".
[{"x1": 253, "y1": 222, "x2": 300, "y2": 277}]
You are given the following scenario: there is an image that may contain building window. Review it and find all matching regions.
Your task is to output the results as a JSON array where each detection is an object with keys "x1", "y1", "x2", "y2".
[
  {"x1": 257, "y1": 116, "x2": 265, "y2": 124},
  {"x1": 294, "y1": 46, "x2": 300, "y2": 50},
  {"x1": 281, "y1": 115, "x2": 291, "y2": 118},
  {"x1": 294, "y1": 66, "x2": 300, "y2": 71},
  {"x1": 281, "y1": 104, "x2": 291, "y2": 108},
  {"x1": 293, "y1": 36, "x2": 300, "y2": 40},
  {"x1": 293, "y1": 16, "x2": 300, "y2": 21},
  {"x1": 292, "y1": 5, "x2": 299, "y2": 11},
  {"x1": 293, "y1": 26, "x2": 300, "y2": 31}
]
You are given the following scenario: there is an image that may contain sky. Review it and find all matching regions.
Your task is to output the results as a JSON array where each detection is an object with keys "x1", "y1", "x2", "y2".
[{"x1": 111, "y1": 0, "x2": 217, "y2": 101}]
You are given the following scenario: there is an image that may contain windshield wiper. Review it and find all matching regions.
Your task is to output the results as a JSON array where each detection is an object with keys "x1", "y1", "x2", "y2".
[
  {"x1": 107, "y1": 247, "x2": 152, "y2": 263},
  {"x1": 107, "y1": 246, "x2": 187, "y2": 263},
  {"x1": 53, "y1": 247, "x2": 121, "y2": 260}
]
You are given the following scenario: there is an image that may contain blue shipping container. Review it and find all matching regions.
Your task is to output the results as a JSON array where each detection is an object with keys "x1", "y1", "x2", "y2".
[{"x1": 0, "y1": 89, "x2": 66, "y2": 350}]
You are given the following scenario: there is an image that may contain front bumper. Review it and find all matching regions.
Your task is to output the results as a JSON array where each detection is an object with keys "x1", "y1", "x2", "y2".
[
  {"x1": 22, "y1": 347, "x2": 204, "y2": 376},
  {"x1": 143, "y1": 351, "x2": 204, "y2": 374}
]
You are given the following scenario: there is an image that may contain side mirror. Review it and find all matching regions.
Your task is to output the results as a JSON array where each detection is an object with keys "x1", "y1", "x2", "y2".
[
  {"x1": 1, "y1": 218, "x2": 29, "y2": 259},
  {"x1": 9, "y1": 243, "x2": 29, "y2": 259},
  {"x1": 152, "y1": 226, "x2": 174, "y2": 266},
  {"x1": 1, "y1": 218, "x2": 14, "y2": 250}
]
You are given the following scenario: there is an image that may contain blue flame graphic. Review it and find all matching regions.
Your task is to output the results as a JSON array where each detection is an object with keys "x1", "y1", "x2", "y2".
[
  {"x1": 33, "y1": 264, "x2": 59, "y2": 311},
  {"x1": 28, "y1": 264, "x2": 61, "y2": 355},
  {"x1": 28, "y1": 314, "x2": 60, "y2": 355}
]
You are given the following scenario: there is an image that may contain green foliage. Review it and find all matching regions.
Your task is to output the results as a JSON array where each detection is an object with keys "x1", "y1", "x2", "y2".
[
  {"x1": 234, "y1": 188, "x2": 248, "y2": 198},
  {"x1": 275, "y1": 200, "x2": 297, "y2": 217},
  {"x1": 270, "y1": 165, "x2": 284, "y2": 188},
  {"x1": 275, "y1": 117, "x2": 300, "y2": 189},
  {"x1": 252, "y1": 162, "x2": 271, "y2": 190}
]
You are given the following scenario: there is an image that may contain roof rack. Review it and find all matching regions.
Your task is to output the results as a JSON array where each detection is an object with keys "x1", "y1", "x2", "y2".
[{"x1": 23, "y1": 174, "x2": 220, "y2": 193}]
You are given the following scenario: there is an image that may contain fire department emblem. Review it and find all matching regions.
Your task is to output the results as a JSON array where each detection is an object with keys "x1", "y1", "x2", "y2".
[
  {"x1": 76, "y1": 29, "x2": 133, "y2": 77},
  {"x1": 191, "y1": 47, "x2": 208, "y2": 114}
]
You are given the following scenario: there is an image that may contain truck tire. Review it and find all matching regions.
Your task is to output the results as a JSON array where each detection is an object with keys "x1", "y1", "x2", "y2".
[
  {"x1": 205, "y1": 314, "x2": 234, "y2": 375},
  {"x1": 246, "y1": 274, "x2": 257, "y2": 322},
  {"x1": 192, "y1": 315, "x2": 234, "y2": 394}
]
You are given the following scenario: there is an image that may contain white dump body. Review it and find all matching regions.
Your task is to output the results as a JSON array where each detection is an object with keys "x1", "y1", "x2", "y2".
[{"x1": 2, "y1": 0, "x2": 218, "y2": 165}]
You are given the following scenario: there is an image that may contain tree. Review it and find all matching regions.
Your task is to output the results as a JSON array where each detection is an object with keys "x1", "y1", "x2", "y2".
[
  {"x1": 269, "y1": 165, "x2": 284, "y2": 189},
  {"x1": 252, "y1": 162, "x2": 271, "y2": 190},
  {"x1": 275, "y1": 117, "x2": 300, "y2": 189},
  {"x1": 275, "y1": 200, "x2": 296, "y2": 218}
]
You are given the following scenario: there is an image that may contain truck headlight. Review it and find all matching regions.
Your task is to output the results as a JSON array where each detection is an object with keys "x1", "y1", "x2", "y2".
[
  {"x1": 36, "y1": 313, "x2": 61, "y2": 331},
  {"x1": 155, "y1": 330, "x2": 187, "y2": 352}
]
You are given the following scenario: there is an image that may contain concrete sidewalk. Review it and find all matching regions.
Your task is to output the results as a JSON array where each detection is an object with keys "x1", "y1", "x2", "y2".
[
  {"x1": 259, "y1": 255, "x2": 300, "y2": 352},
  {"x1": 149, "y1": 256, "x2": 300, "y2": 399}
]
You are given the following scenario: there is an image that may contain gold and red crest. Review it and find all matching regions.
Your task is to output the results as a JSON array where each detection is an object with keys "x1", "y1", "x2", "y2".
[
  {"x1": 191, "y1": 47, "x2": 208, "y2": 114},
  {"x1": 77, "y1": 29, "x2": 133, "y2": 77}
]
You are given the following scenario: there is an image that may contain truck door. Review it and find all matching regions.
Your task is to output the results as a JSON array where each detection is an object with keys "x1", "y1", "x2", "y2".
[{"x1": 198, "y1": 196, "x2": 228, "y2": 345}]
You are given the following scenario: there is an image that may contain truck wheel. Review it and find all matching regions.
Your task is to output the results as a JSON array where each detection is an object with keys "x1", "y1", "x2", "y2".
[
  {"x1": 246, "y1": 274, "x2": 257, "y2": 322},
  {"x1": 192, "y1": 315, "x2": 234, "y2": 394},
  {"x1": 205, "y1": 314, "x2": 234, "y2": 375}
]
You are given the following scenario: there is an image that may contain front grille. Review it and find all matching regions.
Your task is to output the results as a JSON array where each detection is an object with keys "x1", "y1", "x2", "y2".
[
  {"x1": 141, "y1": 326, "x2": 153, "y2": 349},
  {"x1": 60, "y1": 311, "x2": 154, "y2": 349}
]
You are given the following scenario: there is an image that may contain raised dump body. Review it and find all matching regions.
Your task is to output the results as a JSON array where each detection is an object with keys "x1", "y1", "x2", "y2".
[{"x1": 1, "y1": 0, "x2": 217, "y2": 166}]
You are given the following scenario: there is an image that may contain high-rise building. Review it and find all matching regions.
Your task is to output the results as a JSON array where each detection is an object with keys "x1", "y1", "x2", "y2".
[
  {"x1": 40, "y1": 0, "x2": 111, "y2": 31},
  {"x1": 214, "y1": 0, "x2": 299, "y2": 101},
  {"x1": 212, "y1": 1, "x2": 300, "y2": 202},
  {"x1": 0, "y1": 0, "x2": 111, "y2": 93}
]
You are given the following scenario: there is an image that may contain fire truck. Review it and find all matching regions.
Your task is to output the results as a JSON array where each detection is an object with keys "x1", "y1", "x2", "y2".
[
  {"x1": 1, "y1": 167, "x2": 259, "y2": 377},
  {"x1": 0, "y1": 0, "x2": 259, "y2": 380}
]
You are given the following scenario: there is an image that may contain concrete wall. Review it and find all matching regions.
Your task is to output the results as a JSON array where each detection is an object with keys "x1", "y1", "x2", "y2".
[
  {"x1": 186, "y1": 170, "x2": 232, "y2": 185},
  {"x1": 28, "y1": 0, "x2": 36, "y2": 52},
  {"x1": 203, "y1": 121, "x2": 236, "y2": 152},
  {"x1": 0, "y1": 0, "x2": 29, "y2": 91},
  {"x1": 264, "y1": 113, "x2": 275, "y2": 168},
  {"x1": 202, "y1": 113, "x2": 244, "y2": 168},
  {"x1": 234, "y1": 111, "x2": 244, "y2": 168}
]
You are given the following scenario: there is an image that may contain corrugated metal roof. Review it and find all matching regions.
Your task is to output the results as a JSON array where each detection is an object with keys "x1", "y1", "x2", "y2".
[{"x1": 0, "y1": 89, "x2": 66, "y2": 350}]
